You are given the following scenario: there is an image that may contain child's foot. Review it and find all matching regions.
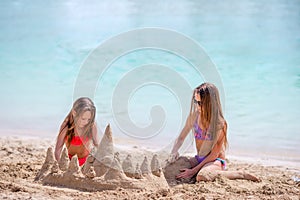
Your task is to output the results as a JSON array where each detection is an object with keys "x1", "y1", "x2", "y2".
[{"x1": 244, "y1": 172, "x2": 261, "y2": 182}]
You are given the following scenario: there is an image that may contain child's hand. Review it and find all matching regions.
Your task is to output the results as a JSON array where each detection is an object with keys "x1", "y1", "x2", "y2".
[
  {"x1": 176, "y1": 168, "x2": 196, "y2": 179},
  {"x1": 89, "y1": 147, "x2": 97, "y2": 156},
  {"x1": 167, "y1": 152, "x2": 179, "y2": 164}
]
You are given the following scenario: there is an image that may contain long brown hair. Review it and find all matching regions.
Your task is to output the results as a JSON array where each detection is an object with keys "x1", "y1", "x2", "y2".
[
  {"x1": 189, "y1": 83, "x2": 228, "y2": 148},
  {"x1": 59, "y1": 97, "x2": 96, "y2": 145}
]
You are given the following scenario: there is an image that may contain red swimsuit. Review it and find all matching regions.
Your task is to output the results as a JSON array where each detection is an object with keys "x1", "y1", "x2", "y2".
[{"x1": 67, "y1": 136, "x2": 89, "y2": 166}]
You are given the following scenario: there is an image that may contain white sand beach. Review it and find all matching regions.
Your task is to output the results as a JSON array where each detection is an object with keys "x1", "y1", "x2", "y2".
[{"x1": 1, "y1": 135, "x2": 299, "y2": 200}]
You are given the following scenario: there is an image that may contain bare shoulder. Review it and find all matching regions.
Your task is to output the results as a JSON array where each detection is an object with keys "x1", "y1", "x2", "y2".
[
  {"x1": 57, "y1": 123, "x2": 67, "y2": 142},
  {"x1": 59, "y1": 117, "x2": 69, "y2": 132}
]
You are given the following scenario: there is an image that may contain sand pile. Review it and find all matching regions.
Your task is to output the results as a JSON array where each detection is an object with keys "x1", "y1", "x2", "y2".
[
  {"x1": 164, "y1": 156, "x2": 195, "y2": 185},
  {"x1": 34, "y1": 124, "x2": 170, "y2": 192}
]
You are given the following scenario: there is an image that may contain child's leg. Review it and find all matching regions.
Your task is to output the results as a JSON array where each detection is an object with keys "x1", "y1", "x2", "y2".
[
  {"x1": 196, "y1": 160, "x2": 260, "y2": 182},
  {"x1": 196, "y1": 160, "x2": 221, "y2": 181},
  {"x1": 216, "y1": 170, "x2": 261, "y2": 182}
]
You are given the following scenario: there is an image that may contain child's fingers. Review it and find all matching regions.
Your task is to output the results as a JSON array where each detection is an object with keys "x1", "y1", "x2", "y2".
[{"x1": 166, "y1": 153, "x2": 178, "y2": 163}]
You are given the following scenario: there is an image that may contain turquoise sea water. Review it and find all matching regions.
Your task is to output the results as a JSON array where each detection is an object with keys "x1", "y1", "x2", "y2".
[{"x1": 0, "y1": 0, "x2": 299, "y2": 163}]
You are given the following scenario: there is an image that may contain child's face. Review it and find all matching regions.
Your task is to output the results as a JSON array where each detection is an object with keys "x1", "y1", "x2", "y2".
[{"x1": 77, "y1": 111, "x2": 92, "y2": 128}]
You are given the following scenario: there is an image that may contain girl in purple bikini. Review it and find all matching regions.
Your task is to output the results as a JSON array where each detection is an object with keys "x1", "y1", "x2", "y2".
[{"x1": 170, "y1": 82, "x2": 260, "y2": 182}]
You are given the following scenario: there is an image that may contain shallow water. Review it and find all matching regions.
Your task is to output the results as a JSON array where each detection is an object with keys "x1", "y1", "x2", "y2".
[{"x1": 0, "y1": 0, "x2": 299, "y2": 163}]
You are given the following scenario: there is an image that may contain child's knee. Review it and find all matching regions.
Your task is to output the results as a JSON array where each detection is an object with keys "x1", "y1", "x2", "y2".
[
  {"x1": 196, "y1": 171, "x2": 216, "y2": 182},
  {"x1": 196, "y1": 172, "x2": 210, "y2": 182},
  {"x1": 196, "y1": 174, "x2": 207, "y2": 182}
]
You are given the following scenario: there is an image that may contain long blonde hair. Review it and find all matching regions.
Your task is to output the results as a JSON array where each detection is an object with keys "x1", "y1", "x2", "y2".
[
  {"x1": 189, "y1": 82, "x2": 228, "y2": 148},
  {"x1": 59, "y1": 97, "x2": 96, "y2": 145}
]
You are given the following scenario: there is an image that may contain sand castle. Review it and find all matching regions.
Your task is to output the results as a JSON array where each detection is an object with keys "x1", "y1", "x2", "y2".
[{"x1": 35, "y1": 124, "x2": 173, "y2": 192}]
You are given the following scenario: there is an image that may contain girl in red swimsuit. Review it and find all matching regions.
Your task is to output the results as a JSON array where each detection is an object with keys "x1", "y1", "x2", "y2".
[
  {"x1": 54, "y1": 97, "x2": 100, "y2": 166},
  {"x1": 169, "y1": 83, "x2": 260, "y2": 182}
]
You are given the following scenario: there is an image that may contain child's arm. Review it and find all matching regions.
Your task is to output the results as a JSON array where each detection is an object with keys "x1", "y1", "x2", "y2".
[
  {"x1": 170, "y1": 113, "x2": 195, "y2": 160},
  {"x1": 91, "y1": 123, "x2": 100, "y2": 147},
  {"x1": 176, "y1": 123, "x2": 226, "y2": 178},
  {"x1": 54, "y1": 121, "x2": 68, "y2": 161}
]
